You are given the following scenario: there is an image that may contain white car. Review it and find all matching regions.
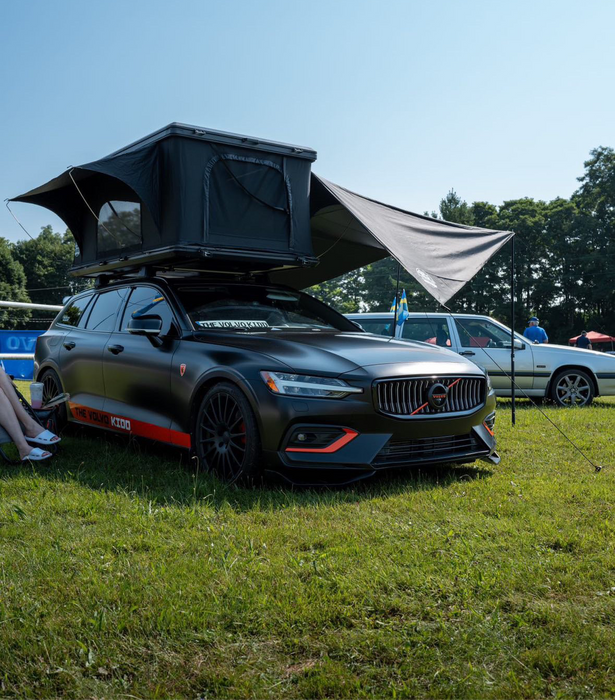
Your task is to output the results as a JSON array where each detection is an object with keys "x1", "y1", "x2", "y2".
[{"x1": 346, "y1": 312, "x2": 615, "y2": 407}]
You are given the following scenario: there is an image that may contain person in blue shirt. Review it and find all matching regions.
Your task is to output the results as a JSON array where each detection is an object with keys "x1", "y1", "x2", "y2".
[
  {"x1": 575, "y1": 331, "x2": 592, "y2": 350},
  {"x1": 523, "y1": 316, "x2": 549, "y2": 344}
]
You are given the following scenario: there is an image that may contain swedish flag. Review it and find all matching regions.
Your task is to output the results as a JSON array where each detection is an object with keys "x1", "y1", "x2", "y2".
[{"x1": 390, "y1": 289, "x2": 410, "y2": 326}]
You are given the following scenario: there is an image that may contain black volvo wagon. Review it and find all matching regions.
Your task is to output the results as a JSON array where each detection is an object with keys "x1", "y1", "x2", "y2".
[{"x1": 35, "y1": 276, "x2": 498, "y2": 484}]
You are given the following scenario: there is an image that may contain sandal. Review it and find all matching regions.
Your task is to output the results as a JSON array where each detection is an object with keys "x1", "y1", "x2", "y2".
[
  {"x1": 22, "y1": 447, "x2": 53, "y2": 462},
  {"x1": 26, "y1": 429, "x2": 61, "y2": 446}
]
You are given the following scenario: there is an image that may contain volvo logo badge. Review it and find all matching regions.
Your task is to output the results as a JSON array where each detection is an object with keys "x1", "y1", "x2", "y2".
[{"x1": 427, "y1": 382, "x2": 448, "y2": 409}]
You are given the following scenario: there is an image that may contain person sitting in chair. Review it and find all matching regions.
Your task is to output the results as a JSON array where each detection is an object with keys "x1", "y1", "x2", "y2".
[{"x1": 0, "y1": 366, "x2": 60, "y2": 462}]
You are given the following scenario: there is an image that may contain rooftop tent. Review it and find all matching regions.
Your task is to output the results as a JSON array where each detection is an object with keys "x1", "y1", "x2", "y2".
[
  {"x1": 271, "y1": 175, "x2": 515, "y2": 305},
  {"x1": 10, "y1": 123, "x2": 318, "y2": 276}
]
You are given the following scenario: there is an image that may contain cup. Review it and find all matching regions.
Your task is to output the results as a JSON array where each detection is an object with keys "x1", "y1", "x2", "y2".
[{"x1": 30, "y1": 382, "x2": 44, "y2": 409}]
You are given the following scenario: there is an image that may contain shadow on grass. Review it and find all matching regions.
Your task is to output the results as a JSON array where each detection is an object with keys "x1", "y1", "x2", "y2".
[
  {"x1": 497, "y1": 397, "x2": 615, "y2": 410},
  {"x1": 5, "y1": 423, "x2": 493, "y2": 512}
]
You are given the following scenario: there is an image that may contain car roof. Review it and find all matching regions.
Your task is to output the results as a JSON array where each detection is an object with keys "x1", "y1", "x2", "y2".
[{"x1": 346, "y1": 311, "x2": 484, "y2": 319}]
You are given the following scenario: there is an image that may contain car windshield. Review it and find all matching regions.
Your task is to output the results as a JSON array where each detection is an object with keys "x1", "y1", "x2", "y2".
[{"x1": 176, "y1": 284, "x2": 358, "y2": 332}]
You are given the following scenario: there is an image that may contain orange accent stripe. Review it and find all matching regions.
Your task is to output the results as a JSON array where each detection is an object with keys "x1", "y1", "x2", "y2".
[
  {"x1": 286, "y1": 428, "x2": 359, "y2": 453},
  {"x1": 410, "y1": 378, "x2": 464, "y2": 416},
  {"x1": 410, "y1": 401, "x2": 429, "y2": 416},
  {"x1": 68, "y1": 402, "x2": 191, "y2": 448},
  {"x1": 483, "y1": 421, "x2": 495, "y2": 437}
]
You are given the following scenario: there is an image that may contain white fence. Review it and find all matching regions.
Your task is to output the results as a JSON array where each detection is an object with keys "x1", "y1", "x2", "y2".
[
  {"x1": 0, "y1": 300, "x2": 63, "y2": 312},
  {"x1": 0, "y1": 300, "x2": 63, "y2": 364}
]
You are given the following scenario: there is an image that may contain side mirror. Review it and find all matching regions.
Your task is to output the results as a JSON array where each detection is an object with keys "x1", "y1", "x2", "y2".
[
  {"x1": 350, "y1": 320, "x2": 364, "y2": 330},
  {"x1": 127, "y1": 315, "x2": 163, "y2": 346},
  {"x1": 515, "y1": 340, "x2": 526, "y2": 350}
]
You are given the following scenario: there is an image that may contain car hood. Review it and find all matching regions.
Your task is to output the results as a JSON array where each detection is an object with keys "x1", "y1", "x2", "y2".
[
  {"x1": 531, "y1": 343, "x2": 615, "y2": 365},
  {"x1": 194, "y1": 330, "x2": 482, "y2": 377}
]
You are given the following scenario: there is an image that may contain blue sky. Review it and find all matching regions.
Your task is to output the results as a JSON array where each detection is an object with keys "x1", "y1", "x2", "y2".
[{"x1": 1, "y1": 0, "x2": 613, "y2": 242}]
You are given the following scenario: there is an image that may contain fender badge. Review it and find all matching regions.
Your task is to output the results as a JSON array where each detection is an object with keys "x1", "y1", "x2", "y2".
[{"x1": 180, "y1": 364, "x2": 187, "y2": 377}]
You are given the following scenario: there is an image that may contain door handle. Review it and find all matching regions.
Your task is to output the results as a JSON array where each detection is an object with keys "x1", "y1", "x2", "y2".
[
  {"x1": 459, "y1": 350, "x2": 475, "y2": 356},
  {"x1": 107, "y1": 344, "x2": 124, "y2": 355},
  {"x1": 63, "y1": 341, "x2": 76, "y2": 351}
]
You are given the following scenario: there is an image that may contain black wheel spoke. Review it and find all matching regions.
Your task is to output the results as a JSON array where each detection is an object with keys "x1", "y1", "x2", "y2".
[
  {"x1": 206, "y1": 404, "x2": 220, "y2": 424},
  {"x1": 228, "y1": 415, "x2": 243, "y2": 430}
]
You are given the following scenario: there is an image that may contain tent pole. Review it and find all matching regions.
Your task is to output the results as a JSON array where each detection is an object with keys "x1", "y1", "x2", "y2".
[
  {"x1": 392, "y1": 262, "x2": 401, "y2": 338},
  {"x1": 511, "y1": 236, "x2": 516, "y2": 426}
]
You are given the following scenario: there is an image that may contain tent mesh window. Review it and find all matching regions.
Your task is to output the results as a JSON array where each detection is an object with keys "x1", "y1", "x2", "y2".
[
  {"x1": 97, "y1": 201, "x2": 142, "y2": 255},
  {"x1": 204, "y1": 156, "x2": 292, "y2": 252}
]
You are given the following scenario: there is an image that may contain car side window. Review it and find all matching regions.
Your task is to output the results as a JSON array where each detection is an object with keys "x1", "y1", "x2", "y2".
[
  {"x1": 356, "y1": 319, "x2": 394, "y2": 336},
  {"x1": 455, "y1": 318, "x2": 511, "y2": 349},
  {"x1": 121, "y1": 286, "x2": 175, "y2": 335},
  {"x1": 58, "y1": 293, "x2": 94, "y2": 328},
  {"x1": 401, "y1": 318, "x2": 451, "y2": 347},
  {"x1": 85, "y1": 288, "x2": 130, "y2": 332}
]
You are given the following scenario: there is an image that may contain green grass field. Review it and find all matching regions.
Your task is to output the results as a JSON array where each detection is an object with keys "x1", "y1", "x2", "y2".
[{"x1": 1, "y1": 383, "x2": 614, "y2": 698}]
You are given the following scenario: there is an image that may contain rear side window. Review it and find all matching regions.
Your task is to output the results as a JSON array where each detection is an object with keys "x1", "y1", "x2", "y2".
[
  {"x1": 59, "y1": 294, "x2": 94, "y2": 328},
  {"x1": 85, "y1": 288, "x2": 130, "y2": 332},
  {"x1": 354, "y1": 318, "x2": 393, "y2": 336},
  {"x1": 402, "y1": 318, "x2": 451, "y2": 347}
]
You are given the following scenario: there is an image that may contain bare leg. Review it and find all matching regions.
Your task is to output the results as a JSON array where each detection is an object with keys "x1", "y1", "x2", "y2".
[
  {"x1": 0, "y1": 388, "x2": 33, "y2": 459},
  {"x1": 0, "y1": 368, "x2": 41, "y2": 437}
]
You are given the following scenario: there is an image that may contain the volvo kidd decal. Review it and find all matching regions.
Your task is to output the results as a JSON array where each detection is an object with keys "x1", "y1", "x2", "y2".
[
  {"x1": 71, "y1": 405, "x2": 132, "y2": 431},
  {"x1": 68, "y1": 402, "x2": 191, "y2": 448}
]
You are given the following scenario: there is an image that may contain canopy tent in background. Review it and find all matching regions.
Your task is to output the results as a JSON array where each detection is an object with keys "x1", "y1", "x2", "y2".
[
  {"x1": 9, "y1": 123, "x2": 514, "y2": 306},
  {"x1": 272, "y1": 175, "x2": 515, "y2": 305},
  {"x1": 569, "y1": 331, "x2": 615, "y2": 347}
]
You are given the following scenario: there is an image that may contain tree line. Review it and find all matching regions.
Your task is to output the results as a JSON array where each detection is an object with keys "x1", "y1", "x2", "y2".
[
  {"x1": 0, "y1": 227, "x2": 90, "y2": 329},
  {"x1": 1, "y1": 147, "x2": 614, "y2": 343}
]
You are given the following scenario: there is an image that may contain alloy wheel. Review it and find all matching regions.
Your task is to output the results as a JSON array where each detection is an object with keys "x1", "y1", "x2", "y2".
[
  {"x1": 554, "y1": 373, "x2": 592, "y2": 406},
  {"x1": 42, "y1": 373, "x2": 61, "y2": 405},
  {"x1": 199, "y1": 391, "x2": 248, "y2": 482},
  {"x1": 39, "y1": 369, "x2": 68, "y2": 429}
]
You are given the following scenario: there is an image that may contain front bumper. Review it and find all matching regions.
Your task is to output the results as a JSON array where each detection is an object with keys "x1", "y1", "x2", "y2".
[{"x1": 252, "y1": 376, "x2": 498, "y2": 476}]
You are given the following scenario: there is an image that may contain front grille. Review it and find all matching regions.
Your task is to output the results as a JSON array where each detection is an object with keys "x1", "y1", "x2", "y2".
[
  {"x1": 375, "y1": 376, "x2": 485, "y2": 417},
  {"x1": 373, "y1": 434, "x2": 486, "y2": 467}
]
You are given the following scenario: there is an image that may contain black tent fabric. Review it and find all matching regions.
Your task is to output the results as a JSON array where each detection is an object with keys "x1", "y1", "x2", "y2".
[
  {"x1": 10, "y1": 124, "x2": 318, "y2": 275},
  {"x1": 272, "y1": 175, "x2": 514, "y2": 305}
]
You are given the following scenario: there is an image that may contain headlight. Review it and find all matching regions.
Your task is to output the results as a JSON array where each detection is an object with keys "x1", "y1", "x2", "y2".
[
  {"x1": 485, "y1": 372, "x2": 493, "y2": 391},
  {"x1": 260, "y1": 371, "x2": 363, "y2": 399}
]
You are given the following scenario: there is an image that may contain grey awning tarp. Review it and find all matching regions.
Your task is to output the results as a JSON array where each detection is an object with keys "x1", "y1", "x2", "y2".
[{"x1": 273, "y1": 174, "x2": 514, "y2": 305}]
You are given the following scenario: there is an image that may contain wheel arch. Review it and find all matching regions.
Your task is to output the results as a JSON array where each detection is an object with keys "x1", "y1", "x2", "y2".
[
  {"x1": 35, "y1": 359, "x2": 63, "y2": 383},
  {"x1": 188, "y1": 369, "x2": 262, "y2": 438},
  {"x1": 546, "y1": 364, "x2": 599, "y2": 398}
]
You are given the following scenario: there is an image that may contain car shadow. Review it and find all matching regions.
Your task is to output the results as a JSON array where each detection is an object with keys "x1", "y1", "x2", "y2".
[{"x1": 7, "y1": 424, "x2": 494, "y2": 512}]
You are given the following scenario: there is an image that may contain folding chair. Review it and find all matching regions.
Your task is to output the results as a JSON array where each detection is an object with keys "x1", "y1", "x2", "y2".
[{"x1": 0, "y1": 379, "x2": 60, "y2": 465}]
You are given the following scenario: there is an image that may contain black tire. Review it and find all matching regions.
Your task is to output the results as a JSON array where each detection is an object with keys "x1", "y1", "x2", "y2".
[
  {"x1": 39, "y1": 368, "x2": 68, "y2": 430},
  {"x1": 194, "y1": 382, "x2": 262, "y2": 484},
  {"x1": 550, "y1": 369, "x2": 595, "y2": 407}
]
